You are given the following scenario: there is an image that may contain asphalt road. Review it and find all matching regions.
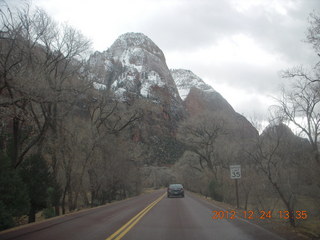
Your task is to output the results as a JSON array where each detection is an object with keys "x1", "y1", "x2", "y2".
[{"x1": 0, "y1": 189, "x2": 284, "y2": 240}]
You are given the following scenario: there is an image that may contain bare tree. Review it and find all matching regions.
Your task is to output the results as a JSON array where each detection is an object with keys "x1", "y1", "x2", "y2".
[
  {"x1": 275, "y1": 79, "x2": 320, "y2": 163},
  {"x1": 0, "y1": 3, "x2": 91, "y2": 170},
  {"x1": 276, "y1": 12, "x2": 320, "y2": 163},
  {"x1": 307, "y1": 12, "x2": 320, "y2": 65},
  {"x1": 178, "y1": 113, "x2": 226, "y2": 180},
  {"x1": 0, "y1": 2, "x2": 94, "y2": 218},
  {"x1": 246, "y1": 123, "x2": 308, "y2": 227}
]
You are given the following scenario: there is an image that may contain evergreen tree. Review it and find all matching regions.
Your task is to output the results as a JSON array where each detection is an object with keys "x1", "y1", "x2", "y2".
[
  {"x1": 0, "y1": 152, "x2": 29, "y2": 230},
  {"x1": 19, "y1": 154, "x2": 52, "y2": 223}
]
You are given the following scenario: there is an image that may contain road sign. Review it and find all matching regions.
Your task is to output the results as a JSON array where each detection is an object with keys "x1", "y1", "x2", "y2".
[{"x1": 230, "y1": 165, "x2": 241, "y2": 179}]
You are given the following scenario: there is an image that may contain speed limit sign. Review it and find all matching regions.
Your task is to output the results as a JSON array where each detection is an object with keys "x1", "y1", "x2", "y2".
[{"x1": 230, "y1": 165, "x2": 241, "y2": 179}]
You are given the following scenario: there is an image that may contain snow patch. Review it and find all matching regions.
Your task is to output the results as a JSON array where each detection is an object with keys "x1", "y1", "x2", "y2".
[
  {"x1": 140, "y1": 82, "x2": 151, "y2": 98},
  {"x1": 171, "y1": 69, "x2": 216, "y2": 100},
  {"x1": 104, "y1": 60, "x2": 113, "y2": 71},
  {"x1": 178, "y1": 88, "x2": 191, "y2": 100},
  {"x1": 93, "y1": 82, "x2": 107, "y2": 90},
  {"x1": 114, "y1": 87, "x2": 126, "y2": 100},
  {"x1": 120, "y1": 48, "x2": 145, "y2": 73},
  {"x1": 140, "y1": 71, "x2": 165, "y2": 98}
]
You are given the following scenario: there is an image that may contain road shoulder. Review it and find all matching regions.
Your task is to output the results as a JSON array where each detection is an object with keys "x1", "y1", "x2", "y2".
[{"x1": 187, "y1": 191, "x2": 310, "y2": 240}]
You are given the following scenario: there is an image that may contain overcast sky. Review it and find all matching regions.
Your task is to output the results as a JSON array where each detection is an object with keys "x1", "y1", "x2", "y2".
[{"x1": 27, "y1": 0, "x2": 320, "y2": 122}]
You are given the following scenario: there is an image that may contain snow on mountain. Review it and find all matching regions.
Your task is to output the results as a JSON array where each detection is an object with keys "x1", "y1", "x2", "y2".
[
  {"x1": 170, "y1": 69, "x2": 215, "y2": 100},
  {"x1": 109, "y1": 32, "x2": 165, "y2": 62},
  {"x1": 88, "y1": 32, "x2": 180, "y2": 103},
  {"x1": 139, "y1": 71, "x2": 165, "y2": 98},
  {"x1": 93, "y1": 82, "x2": 107, "y2": 90}
]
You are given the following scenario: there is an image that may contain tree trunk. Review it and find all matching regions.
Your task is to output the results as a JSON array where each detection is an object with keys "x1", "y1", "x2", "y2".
[
  {"x1": 244, "y1": 191, "x2": 249, "y2": 211},
  {"x1": 314, "y1": 150, "x2": 320, "y2": 164},
  {"x1": 91, "y1": 190, "x2": 96, "y2": 207},
  {"x1": 67, "y1": 187, "x2": 74, "y2": 211},
  {"x1": 12, "y1": 117, "x2": 20, "y2": 167},
  {"x1": 28, "y1": 206, "x2": 36, "y2": 223},
  {"x1": 62, "y1": 185, "x2": 68, "y2": 214},
  {"x1": 82, "y1": 189, "x2": 89, "y2": 207},
  {"x1": 272, "y1": 181, "x2": 296, "y2": 227},
  {"x1": 55, "y1": 205, "x2": 60, "y2": 216},
  {"x1": 73, "y1": 192, "x2": 79, "y2": 210}
]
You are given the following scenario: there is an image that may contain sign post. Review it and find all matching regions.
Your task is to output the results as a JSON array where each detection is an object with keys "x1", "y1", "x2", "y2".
[{"x1": 230, "y1": 165, "x2": 241, "y2": 208}]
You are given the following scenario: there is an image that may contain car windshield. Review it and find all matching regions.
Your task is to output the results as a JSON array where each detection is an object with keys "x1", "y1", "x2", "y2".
[{"x1": 2, "y1": 2, "x2": 319, "y2": 239}]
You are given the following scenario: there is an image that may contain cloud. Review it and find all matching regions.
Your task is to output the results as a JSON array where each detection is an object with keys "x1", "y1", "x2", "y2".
[
  {"x1": 29, "y1": 0, "x2": 320, "y2": 120},
  {"x1": 166, "y1": 33, "x2": 289, "y2": 94},
  {"x1": 134, "y1": 0, "x2": 319, "y2": 97},
  {"x1": 32, "y1": 0, "x2": 319, "y2": 65},
  {"x1": 138, "y1": 0, "x2": 318, "y2": 62},
  {"x1": 140, "y1": 0, "x2": 247, "y2": 51}
]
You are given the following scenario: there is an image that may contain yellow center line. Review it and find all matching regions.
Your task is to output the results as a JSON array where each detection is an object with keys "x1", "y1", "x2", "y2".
[{"x1": 105, "y1": 193, "x2": 166, "y2": 240}]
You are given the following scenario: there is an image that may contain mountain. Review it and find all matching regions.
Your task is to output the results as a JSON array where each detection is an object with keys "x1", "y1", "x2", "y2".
[
  {"x1": 171, "y1": 69, "x2": 215, "y2": 100},
  {"x1": 87, "y1": 32, "x2": 258, "y2": 165},
  {"x1": 87, "y1": 33, "x2": 187, "y2": 165},
  {"x1": 171, "y1": 69, "x2": 235, "y2": 115},
  {"x1": 261, "y1": 123, "x2": 310, "y2": 146},
  {"x1": 88, "y1": 33, "x2": 181, "y2": 106},
  {"x1": 171, "y1": 69, "x2": 257, "y2": 138}
]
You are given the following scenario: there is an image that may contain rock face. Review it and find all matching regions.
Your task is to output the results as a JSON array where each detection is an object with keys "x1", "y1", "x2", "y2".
[
  {"x1": 88, "y1": 33, "x2": 182, "y2": 117},
  {"x1": 184, "y1": 86, "x2": 234, "y2": 116},
  {"x1": 88, "y1": 33, "x2": 186, "y2": 164},
  {"x1": 171, "y1": 69, "x2": 258, "y2": 140},
  {"x1": 87, "y1": 32, "x2": 258, "y2": 165},
  {"x1": 171, "y1": 69, "x2": 235, "y2": 115}
]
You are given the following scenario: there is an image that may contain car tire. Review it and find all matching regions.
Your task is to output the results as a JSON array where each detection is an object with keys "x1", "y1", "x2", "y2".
[{"x1": 167, "y1": 194, "x2": 170, "y2": 198}]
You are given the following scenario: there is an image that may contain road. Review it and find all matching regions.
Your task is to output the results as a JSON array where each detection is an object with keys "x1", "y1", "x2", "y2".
[{"x1": 0, "y1": 189, "x2": 284, "y2": 240}]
